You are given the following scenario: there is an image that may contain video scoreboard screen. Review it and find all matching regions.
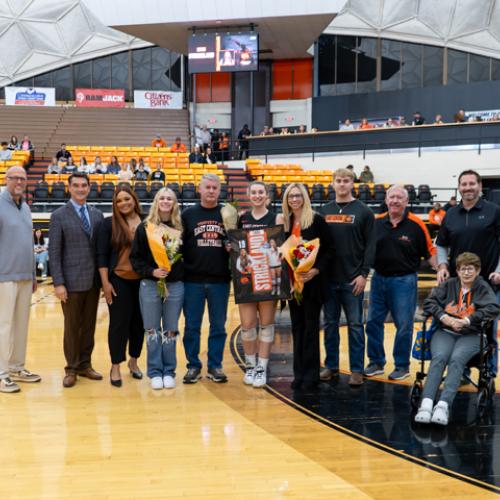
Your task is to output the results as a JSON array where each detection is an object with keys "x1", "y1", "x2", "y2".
[{"x1": 188, "y1": 32, "x2": 259, "y2": 74}]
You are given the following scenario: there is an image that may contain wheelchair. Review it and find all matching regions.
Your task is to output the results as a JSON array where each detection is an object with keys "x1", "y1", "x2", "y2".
[{"x1": 410, "y1": 317, "x2": 496, "y2": 419}]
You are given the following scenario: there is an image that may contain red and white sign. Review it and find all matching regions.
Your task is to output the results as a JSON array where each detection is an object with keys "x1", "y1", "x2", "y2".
[
  {"x1": 134, "y1": 90, "x2": 183, "y2": 110},
  {"x1": 75, "y1": 88, "x2": 125, "y2": 108}
]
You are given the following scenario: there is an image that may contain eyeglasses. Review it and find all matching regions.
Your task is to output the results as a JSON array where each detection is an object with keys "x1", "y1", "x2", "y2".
[
  {"x1": 7, "y1": 176, "x2": 27, "y2": 183},
  {"x1": 288, "y1": 194, "x2": 303, "y2": 200},
  {"x1": 458, "y1": 266, "x2": 477, "y2": 274}
]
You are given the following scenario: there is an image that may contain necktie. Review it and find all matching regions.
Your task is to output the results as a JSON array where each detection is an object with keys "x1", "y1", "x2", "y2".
[{"x1": 79, "y1": 206, "x2": 91, "y2": 236}]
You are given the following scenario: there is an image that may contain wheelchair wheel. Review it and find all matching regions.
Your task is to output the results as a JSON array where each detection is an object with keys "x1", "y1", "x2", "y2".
[
  {"x1": 410, "y1": 381, "x2": 422, "y2": 411},
  {"x1": 476, "y1": 388, "x2": 488, "y2": 419}
]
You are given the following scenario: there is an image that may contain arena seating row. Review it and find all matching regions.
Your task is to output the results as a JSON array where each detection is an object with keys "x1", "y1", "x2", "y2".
[{"x1": 32, "y1": 181, "x2": 232, "y2": 203}]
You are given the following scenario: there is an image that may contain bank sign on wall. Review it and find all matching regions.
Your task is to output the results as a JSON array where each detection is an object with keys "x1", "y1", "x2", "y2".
[
  {"x1": 5, "y1": 86, "x2": 56, "y2": 106},
  {"x1": 134, "y1": 90, "x2": 183, "y2": 109}
]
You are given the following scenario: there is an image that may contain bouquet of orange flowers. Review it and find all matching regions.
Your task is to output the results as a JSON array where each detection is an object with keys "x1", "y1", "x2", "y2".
[{"x1": 281, "y1": 235, "x2": 320, "y2": 303}]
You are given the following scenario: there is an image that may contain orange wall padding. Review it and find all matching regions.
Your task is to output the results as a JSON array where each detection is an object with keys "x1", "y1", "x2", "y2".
[
  {"x1": 272, "y1": 59, "x2": 312, "y2": 100},
  {"x1": 195, "y1": 73, "x2": 231, "y2": 103}
]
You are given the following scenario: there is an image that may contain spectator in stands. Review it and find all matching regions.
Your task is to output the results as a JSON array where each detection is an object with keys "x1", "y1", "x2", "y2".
[
  {"x1": 118, "y1": 163, "x2": 133, "y2": 182},
  {"x1": 434, "y1": 114, "x2": 444, "y2": 125},
  {"x1": 237, "y1": 124, "x2": 251, "y2": 160},
  {"x1": 92, "y1": 156, "x2": 107, "y2": 174},
  {"x1": 269, "y1": 127, "x2": 275, "y2": 134},
  {"x1": 77, "y1": 157, "x2": 93, "y2": 174},
  {"x1": 0, "y1": 166, "x2": 41, "y2": 393},
  {"x1": 61, "y1": 157, "x2": 77, "y2": 174},
  {"x1": 282, "y1": 183, "x2": 334, "y2": 390},
  {"x1": 8, "y1": 135, "x2": 19, "y2": 151},
  {"x1": 107, "y1": 156, "x2": 121, "y2": 174},
  {"x1": 97, "y1": 185, "x2": 144, "y2": 388},
  {"x1": 56, "y1": 143, "x2": 72, "y2": 163},
  {"x1": 415, "y1": 252, "x2": 500, "y2": 425},
  {"x1": 436, "y1": 170, "x2": 500, "y2": 376},
  {"x1": 133, "y1": 162, "x2": 149, "y2": 181},
  {"x1": 412, "y1": 111, "x2": 425, "y2": 126},
  {"x1": 150, "y1": 163, "x2": 165, "y2": 182},
  {"x1": 131, "y1": 187, "x2": 184, "y2": 390},
  {"x1": 20, "y1": 135, "x2": 34, "y2": 167},
  {"x1": 427, "y1": 202, "x2": 446, "y2": 238},
  {"x1": 181, "y1": 173, "x2": 231, "y2": 384},
  {"x1": 204, "y1": 146, "x2": 217, "y2": 165},
  {"x1": 365, "y1": 185, "x2": 436, "y2": 381},
  {"x1": 319, "y1": 168, "x2": 375, "y2": 386},
  {"x1": 340, "y1": 119, "x2": 354, "y2": 131},
  {"x1": 34, "y1": 229, "x2": 48, "y2": 279},
  {"x1": 49, "y1": 172, "x2": 104, "y2": 388},
  {"x1": 0, "y1": 141, "x2": 12, "y2": 160},
  {"x1": 443, "y1": 195, "x2": 457, "y2": 212},
  {"x1": 454, "y1": 108, "x2": 467, "y2": 123},
  {"x1": 219, "y1": 133, "x2": 230, "y2": 162},
  {"x1": 399, "y1": 116, "x2": 408, "y2": 126},
  {"x1": 138, "y1": 157, "x2": 150, "y2": 173},
  {"x1": 200, "y1": 125, "x2": 212, "y2": 152},
  {"x1": 189, "y1": 144, "x2": 205, "y2": 164},
  {"x1": 359, "y1": 118, "x2": 373, "y2": 130},
  {"x1": 346, "y1": 165, "x2": 358, "y2": 182},
  {"x1": 359, "y1": 165, "x2": 374, "y2": 183},
  {"x1": 260, "y1": 125, "x2": 270, "y2": 136},
  {"x1": 296, "y1": 125, "x2": 306, "y2": 134},
  {"x1": 151, "y1": 134, "x2": 166, "y2": 148},
  {"x1": 47, "y1": 156, "x2": 62, "y2": 174},
  {"x1": 279, "y1": 127, "x2": 290, "y2": 135},
  {"x1": 170, "y1": 137, "x2": 187, "y2": 153},
  {"x1": 193, "y1": 125, "x2": 204, "y2": 150},
  {"x1": 128, "y1": 158, "x2": 138, "y2": 172},
  {"x1": 211, "y1": 129, "x2": 221, "y2": 159},
  {"x1": 384, "y1": 118, "x2": 396, "y2": 128},
  {"x1": 311, "y1": 127, "x2": 318, "y2": 133}
]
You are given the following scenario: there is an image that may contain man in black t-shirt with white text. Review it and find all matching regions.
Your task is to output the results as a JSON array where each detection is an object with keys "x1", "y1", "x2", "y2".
[{"x1": 181, "y1": 173, "x2": 231, "y2": 384}]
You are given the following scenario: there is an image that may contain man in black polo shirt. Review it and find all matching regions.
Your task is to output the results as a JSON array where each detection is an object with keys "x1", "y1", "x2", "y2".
[
  {"x1": 365, "y1": 185, "x2": 436, "y2": 380},
  {"x1": 319, "y1": 168, "x2": 375, "y2": 386},
  {"x1": 436, "y1": 169, "x2": 500, "y2": 375}
]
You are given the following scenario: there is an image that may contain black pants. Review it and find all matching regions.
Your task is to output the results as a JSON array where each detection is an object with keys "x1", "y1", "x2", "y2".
[
  {"x1": 62, "y1": 287, "x2": 100, "y2": 374},
  {"x1": 108, "y1": 274, "x2": 144, "y2": 364},
  {"x1": 289, "y1": 296, "x2": 322, "y2": 384}
]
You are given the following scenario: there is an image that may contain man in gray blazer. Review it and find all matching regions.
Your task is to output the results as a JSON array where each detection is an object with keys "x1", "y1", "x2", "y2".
[{"x1": 49, "y1": 172, "x2": 104, "y2": 388}]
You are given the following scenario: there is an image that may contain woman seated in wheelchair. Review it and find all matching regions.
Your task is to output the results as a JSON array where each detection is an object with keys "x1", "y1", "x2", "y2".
[{"x1": 415, "y1": 252, "x2": 500, "y2": 425}]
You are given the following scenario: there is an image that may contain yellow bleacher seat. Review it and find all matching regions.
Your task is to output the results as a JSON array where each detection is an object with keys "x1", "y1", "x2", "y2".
[
  {"x1": 77, "y1": 146, "x2": 89, "y2": 151},
  {"x1": 104, "y1": 174, "x2": 119, "y2": 182},
  {"x1": 89, "y1": 174, "x2": 104, "y2": 183},
  {"x1": 116, "y1": 146, "x2": 132, "y2": 152},
  {"x1": 44, "y1": 174, "x2": 59, "y2": 184}
]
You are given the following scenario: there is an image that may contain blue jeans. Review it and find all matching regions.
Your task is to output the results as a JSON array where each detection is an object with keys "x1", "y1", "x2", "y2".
[
  {"x1": 183, "y1": 282, "x2": 230, "y2": 369},
  {"x1": 366, "y1": 272, "x2": 417, "y2": 371},
  {"x1": 139, "y1": 280, "x2": 184, "y2": 379},
  {"x1": 323, "y1": 282, "x2": 365, "y2": 373},
  {"x1": 35, "y1": 251, "x2": 49, "y2": 275}
]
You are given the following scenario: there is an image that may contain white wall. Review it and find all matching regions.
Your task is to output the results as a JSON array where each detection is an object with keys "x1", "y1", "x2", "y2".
[
  {"x1": 189, "y1": 102, "x2": 232, "y2": 130},
  {"x1": 270, "y1": 99, "x2": 312, "y2": 131}
]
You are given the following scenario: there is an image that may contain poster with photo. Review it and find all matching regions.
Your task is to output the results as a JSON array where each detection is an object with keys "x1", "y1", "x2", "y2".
[{"x1": 228, "y1": 225, "x2": 290, "y2": 304}]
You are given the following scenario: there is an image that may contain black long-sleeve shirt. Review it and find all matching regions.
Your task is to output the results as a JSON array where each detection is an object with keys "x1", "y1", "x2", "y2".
[
  {"x1": 319, "y1": 200, "x2": 375, "y2": 282},
  {"x1": 130, "y1": 222, "x2": 184, "y2": 282}
]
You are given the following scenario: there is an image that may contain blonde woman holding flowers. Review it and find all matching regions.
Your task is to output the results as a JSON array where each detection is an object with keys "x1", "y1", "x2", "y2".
[
  {"x1": 282, "y1": 183, "x2": 334, "y2": 390},
  {"x1": 130, "y1": 188, "x2": 184, "y2": 390}
]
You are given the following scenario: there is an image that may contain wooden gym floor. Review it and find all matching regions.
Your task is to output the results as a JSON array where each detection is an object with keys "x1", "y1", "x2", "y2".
[{"x1": 0, "y1": 281, "x2": 497, "y2": 499}]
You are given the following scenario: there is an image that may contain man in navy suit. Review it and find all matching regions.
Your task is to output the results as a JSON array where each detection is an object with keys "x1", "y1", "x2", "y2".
[{"x1": 49, "y1": 173, "x2": 104, "y2": 388}]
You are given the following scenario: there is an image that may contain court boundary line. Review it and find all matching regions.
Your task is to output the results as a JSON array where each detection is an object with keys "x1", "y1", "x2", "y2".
[{"x1": 230, "y1": 326, "x2": 500, "y2": 495}]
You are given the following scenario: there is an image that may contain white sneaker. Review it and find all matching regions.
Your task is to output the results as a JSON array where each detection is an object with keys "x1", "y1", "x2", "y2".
[
  {"x1": 37, "y1": 263, "x2": 44, "y2": 271},
  {"x1": 243, "y1": 365, "x2": 256, "y2": 385},
  {"x1": 41, "y1": 274, "x2": 47, "y2": 279},
  {"x1": 151, "y1": 376, "x2": 163, "y2": 390},
  {"x1": 431, "y1": 401, "x2": 449, "y2": 425},
  {"x1": 0, "y1": 377, "x2": 21, "y2": 393},
  {"x1": 10, "y1": 369, "x2": 41, "y2": 383},
  {"x1": 253, "y1": 366, "x2": 267, "y2": 388},
  {"x1": 163, "y1": 375, "x2": 176, "y2": 389},
  {"x1": 414, "y1": 397, "x2": 433, "y2": 424}
]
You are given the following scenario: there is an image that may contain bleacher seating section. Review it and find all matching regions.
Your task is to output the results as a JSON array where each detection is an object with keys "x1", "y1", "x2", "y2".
[{"x1": 0, "y1": 150, "x2": 32, "y2": 184}]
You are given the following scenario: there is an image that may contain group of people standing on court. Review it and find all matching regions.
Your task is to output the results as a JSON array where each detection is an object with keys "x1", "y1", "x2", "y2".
[{"x1": 0, "y1": 164, "x2": 499, "y2": 426}]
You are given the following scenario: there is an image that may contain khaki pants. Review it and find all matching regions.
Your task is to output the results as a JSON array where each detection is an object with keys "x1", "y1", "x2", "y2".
[{"x1": 0, "y1": 280, "x2": 32, "y2": 378}]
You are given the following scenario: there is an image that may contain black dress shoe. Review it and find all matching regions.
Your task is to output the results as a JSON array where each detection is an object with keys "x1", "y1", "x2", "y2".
[
  {"x1": 128, "y1": 362, "x2": 143, "y2": 380},
  {"x1": 110, "y1": 370, "x2": 122, "y2": 387}
]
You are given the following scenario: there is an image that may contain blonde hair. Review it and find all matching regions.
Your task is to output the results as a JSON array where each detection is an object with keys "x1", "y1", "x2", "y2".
[
  {"x1": 146, "y1": 187, "x2": 182, "y2": 231},
  {"x1": 333, "y1": 168, "x2": 355, "y2": 181},
  {"x1": 282, "y1": 183, "x2": 314, "y2": 232}
]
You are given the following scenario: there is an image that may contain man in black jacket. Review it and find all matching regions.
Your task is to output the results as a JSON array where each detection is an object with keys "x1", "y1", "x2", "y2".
[{"x1": 320, "y1": 168, "x2": 375, "y2": 386}]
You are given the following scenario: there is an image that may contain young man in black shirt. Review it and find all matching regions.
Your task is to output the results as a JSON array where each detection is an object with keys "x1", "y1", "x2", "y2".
[
  {"x1": 319, "y1": 168, "x2": 375, "y2": 386},
  {"x1": 181, "y1": 173, "x2": 231, "y2": 383},
  {"x1": 365, "y1": 185, "x2": 436, "y2": 381},
  {"x1": 436, "y1": 170, "x2": 500, "y2": 375}
]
